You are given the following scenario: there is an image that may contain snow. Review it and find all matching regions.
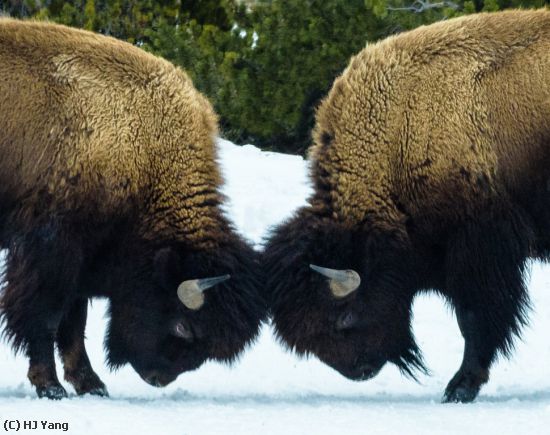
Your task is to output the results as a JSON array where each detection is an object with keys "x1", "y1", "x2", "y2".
[{"x1": 1, "y1": 138, "x2": 550, "y2": 433}]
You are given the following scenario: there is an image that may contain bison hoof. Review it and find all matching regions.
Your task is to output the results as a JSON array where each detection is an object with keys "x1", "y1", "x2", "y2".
[
  {"x1": 86, "y1": 385, "x2": 109, "y2": 397},
  {"x1": 442, "y1": 371, "x2": 483, "y2": 403},
  {"x1": 36, "y1": 384, "x2": 68, "y2": 400},
  {"x1": 442, "y1": 385, "x2": 479, "y2": 403},
  {"x1": 67, "y1": 371, "x2": 109, "y2": 397}
]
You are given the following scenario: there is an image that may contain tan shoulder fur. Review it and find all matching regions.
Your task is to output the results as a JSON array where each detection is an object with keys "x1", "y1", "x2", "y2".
[
  {"x1": 311, "y1": 9, "x2": 550, "y2": 233},
  {"x1": 0, "y1": 18, "x2": 223, "y2": 248}
]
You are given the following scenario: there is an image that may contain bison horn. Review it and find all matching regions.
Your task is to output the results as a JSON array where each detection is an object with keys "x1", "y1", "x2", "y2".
[
  {"x1": 309, "y1": 264, "x2": 361, "y2": 298},
  {"x1": 177, "y1": 274, "x2": 231, "y2": 310}
]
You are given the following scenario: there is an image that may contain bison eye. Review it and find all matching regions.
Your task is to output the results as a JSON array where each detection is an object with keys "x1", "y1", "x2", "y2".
[
  {"x1": 171, "y1": 319, "x2": 194, "y2": 343},
  {"x1": 335, "y1": 311, "x2": 358, "y2": 331}
]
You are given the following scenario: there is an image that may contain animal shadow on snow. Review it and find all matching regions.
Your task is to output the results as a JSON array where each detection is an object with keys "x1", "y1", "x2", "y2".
[{"x1": 102, "y1": 390, "x2": 550, "y2": 406}]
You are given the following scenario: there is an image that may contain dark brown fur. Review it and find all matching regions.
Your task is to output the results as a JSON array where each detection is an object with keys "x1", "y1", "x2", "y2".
[
  {"x1": 265, "y1": 9, "x2": 550, "y2": 403},
  {"x1": 0, "y1": 19, "x2": 265, "y2": 399}
]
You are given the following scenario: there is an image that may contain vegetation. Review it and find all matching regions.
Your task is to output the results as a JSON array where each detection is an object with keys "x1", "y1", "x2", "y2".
[{"x1": 0, "y1": 0, "x2": 548, "y2": 153}]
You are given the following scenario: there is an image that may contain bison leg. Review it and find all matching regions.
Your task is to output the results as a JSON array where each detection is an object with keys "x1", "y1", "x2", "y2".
[
  {"x1": 24, "y1": 310, "x2": 67, "y2": 399},
  {"x1": 442, "y1": 208, "x2": 532, "y2": 403},
  {"x1": 1, "y1": 227, "x2": 86, "y2": 399},
  {"x1": 442, "y1": 306, "x2": 491, "y2": 403},
  {"x1": 21, "y1": 285, "x2": 70, "y2": 400},
  {"x1": 27, "y1": 343, "x2": 67, "y2": 400},
  {"x1": 57, "y1": 298, "x2": 108, "y2": 397}
]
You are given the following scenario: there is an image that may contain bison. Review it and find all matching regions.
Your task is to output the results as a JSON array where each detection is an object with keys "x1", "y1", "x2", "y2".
[
  {"x1": 264, "y1": 9, "x2": 550, "y2": 403},
  {"x1": 0, "y1": 19, "x2": 265, "y2": 399}
]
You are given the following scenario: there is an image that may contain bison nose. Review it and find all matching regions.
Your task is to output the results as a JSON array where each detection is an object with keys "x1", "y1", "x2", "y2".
[
  {"x1": 138, "y1": 370, "x2": 178, "y2": 387},
  {"x1": 144, "y1": 373, "x2": 162, "y2": 387},
  {"x1": 355, "y1": 363, "x2": 383, "y2": 381},
  {"x1": 143, "y1": 371, "x2": 173, "y2": 388},
  {"x1": 337, "y1": 360, "x2": 384, "y2": 381}
]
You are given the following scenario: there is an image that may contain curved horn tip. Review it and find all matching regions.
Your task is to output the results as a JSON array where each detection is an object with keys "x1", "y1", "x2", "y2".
[
  {"x1": 309, "y1": 264, "x2": 336, "y2": 276},
  {"x1": 196, "y1": 274, "x2": 231, "y2": 291}
]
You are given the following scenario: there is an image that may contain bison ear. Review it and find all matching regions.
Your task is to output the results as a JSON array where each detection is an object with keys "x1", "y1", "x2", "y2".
[{"x1": 154, "y1": 247, "x2": 181, "y2": 290}]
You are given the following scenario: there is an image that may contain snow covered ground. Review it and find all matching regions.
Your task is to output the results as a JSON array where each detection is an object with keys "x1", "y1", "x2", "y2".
[{"x1": 1, "y1": 138, "x2": 550, "y2": 434}]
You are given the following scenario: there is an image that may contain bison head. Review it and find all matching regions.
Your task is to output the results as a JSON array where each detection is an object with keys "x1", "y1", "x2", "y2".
[
  {"x1": 264, "y1": 209, "x2": 428, "y2": 382},
  {"x1": 104, "y1": 234, "x2": 265, "y2": 387}
]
